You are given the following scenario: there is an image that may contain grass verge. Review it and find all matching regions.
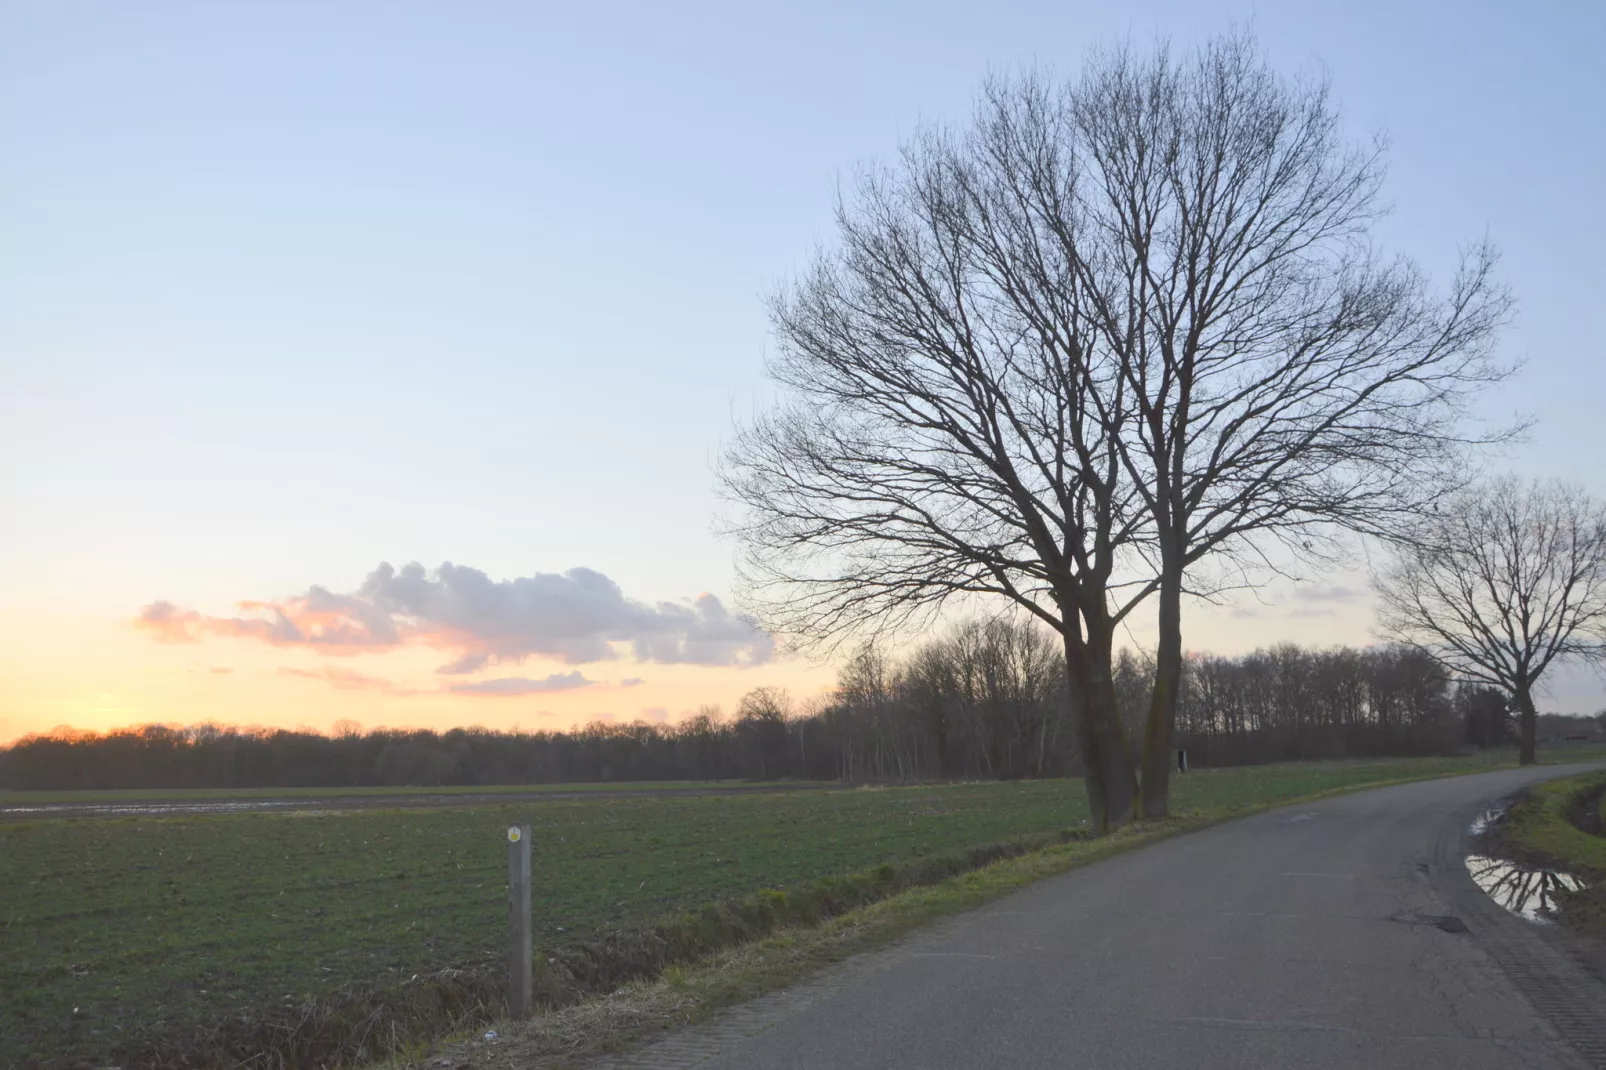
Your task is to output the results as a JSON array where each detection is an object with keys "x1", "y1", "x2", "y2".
[
  {"x1": 1494, "y1": 772, "x2": 1606, "y2": 873},
  {"x1": 1487, "y1": 771, "x2": 1606, "y2": 936}
]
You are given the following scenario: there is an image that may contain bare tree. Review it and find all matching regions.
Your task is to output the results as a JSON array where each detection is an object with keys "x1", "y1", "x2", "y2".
[
  {"x1": 721, "y1": 29, "x2": 1512, "y2": 828},
  {"x1": 1374, "y1": 476, "x2": 1606, "y2": 763},
  {"x1": 1045, "y1": 33, "x2": 1515, "y2": 816},
  {"x1": 718, "y1": 84, "x2": 1157, "y2": 830},
  {"x1": 735, "y1": 687, "x2": 793, "y2": 780}
]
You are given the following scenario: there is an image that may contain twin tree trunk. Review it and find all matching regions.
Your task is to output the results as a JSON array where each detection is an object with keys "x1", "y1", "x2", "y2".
[
  {"x1": 1062, "y1": 608, "x2": 1138, "y2": 832},
  {"x1": 1056, "y1": 566, "x2": 1179, "y2": 830},
  {"x1": 726, "y1": 40, "x2": 1520, "y2": 836},
  {"x1": 1516, "y1": 685, "x2": 1538, "y2": 766},
  {"x1": 1141, "y1": 567, "x2": 1185, "y2": 819}
]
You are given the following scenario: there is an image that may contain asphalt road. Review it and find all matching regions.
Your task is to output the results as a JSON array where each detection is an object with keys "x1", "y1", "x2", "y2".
[{"x1": 606, "y1": 763, "x2": 1606, "y2": 1070}]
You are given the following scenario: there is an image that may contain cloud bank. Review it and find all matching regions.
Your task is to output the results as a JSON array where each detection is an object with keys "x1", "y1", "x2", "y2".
[
  {"x1": 276, "y1": 666, "x2": 629, "y2": 699},
  {"x1": 136, "y1": 562, "x2": 773, "y2": 672},
  {"x1": 448, "y1": 672, "x2": 594, "y2": 696}
]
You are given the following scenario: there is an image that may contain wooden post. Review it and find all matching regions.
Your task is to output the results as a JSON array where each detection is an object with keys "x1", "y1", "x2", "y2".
[{"x1": 506, "y1": 824, "x2": 532, "y2": 1018}]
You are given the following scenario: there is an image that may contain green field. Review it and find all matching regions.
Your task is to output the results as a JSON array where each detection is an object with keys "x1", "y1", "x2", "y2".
[{"x1": 2, "y1": 752, "x2": 1595, "y2": 1069}]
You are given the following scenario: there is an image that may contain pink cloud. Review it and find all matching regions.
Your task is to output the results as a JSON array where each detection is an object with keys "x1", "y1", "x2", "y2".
[
  {"x1": 447, "y1": 672, "x2": 594, "y2": 697},
  {"x1": 278, "y1": 666, "x2": 421, "y2": 696},
  {"x1": 135, "y1": 590, "x2": 400, "y2": 655},
  {"x1": 135, "y1": 562, "x2": 771, "y2": 672}
]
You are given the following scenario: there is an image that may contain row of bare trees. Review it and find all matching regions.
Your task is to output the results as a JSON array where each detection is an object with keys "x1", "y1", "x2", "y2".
[
  {"x1": 7, "y1": 623, "x2": 1565, "y2": 791},
  {"x1": 799, "y1": 620, "x2": 1072, "y2": 781},
  {"x1": 1162, "y1": 647, "x2": 1505, "y2": 764},
  {"x1": 807, "y1": 626, "x2": 1528, "y2": 780},
  {"x1": 0, "y1": 718, "x2": 790, "y2": 791}
]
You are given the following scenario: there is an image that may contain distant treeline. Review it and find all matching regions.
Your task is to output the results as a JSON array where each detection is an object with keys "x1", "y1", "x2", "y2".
[
  {"x1": 2, "y1": 622, "x2": 1589, "y2": 792},
  {"x1": 817, "y1": 625, "x2": 1523, "y2": 778}
]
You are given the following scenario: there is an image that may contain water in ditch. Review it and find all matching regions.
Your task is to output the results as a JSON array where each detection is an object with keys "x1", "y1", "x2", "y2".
[{"x1": 1466, "y1": 805, "x2": 1588, "y2": 925}]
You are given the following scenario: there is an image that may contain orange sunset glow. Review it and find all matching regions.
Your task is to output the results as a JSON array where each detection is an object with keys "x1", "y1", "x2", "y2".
[
  {"x1": 3, "y1": 560, "x2": 1484, "y2": 747},
  {"x1": 1, "y1": 561, "x2": 843, "y2": 744}
]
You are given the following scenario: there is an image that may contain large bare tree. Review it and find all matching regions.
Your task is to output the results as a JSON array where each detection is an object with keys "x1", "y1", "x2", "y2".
[
  {"x1": 722, "y1": 29, "x2": 1512, "y2": 829},
  {"x1": 1053, "y1": 34, "x2": 1515, "y2": 817},
  {"x1": 1374, "y1": 476, "x2": 1606, "y2": 764},
  {"x1": 718, "y1": 112, "x2": 1155, "y2": 830}
]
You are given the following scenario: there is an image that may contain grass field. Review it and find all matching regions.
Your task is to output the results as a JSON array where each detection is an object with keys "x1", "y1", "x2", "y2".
[{"x1": 3, "y1": 750, "x2": 1597, "y2": 1069}]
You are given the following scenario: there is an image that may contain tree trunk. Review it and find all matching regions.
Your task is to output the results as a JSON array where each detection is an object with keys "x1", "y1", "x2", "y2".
[
  {"x1": 1516, "y1": 684, "x2": 1538, "y2": 766},
  {"x1": 1062, "y1": 619, "x2": 1137, "y2": 833},
  {"x1": 1141, "y1": 563, "x2": 1184, "y2": 818}
]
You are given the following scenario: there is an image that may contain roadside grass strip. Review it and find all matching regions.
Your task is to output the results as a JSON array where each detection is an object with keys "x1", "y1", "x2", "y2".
[{"x1": 1485, "y1": 770, "x2": 1606, "y2": 936}]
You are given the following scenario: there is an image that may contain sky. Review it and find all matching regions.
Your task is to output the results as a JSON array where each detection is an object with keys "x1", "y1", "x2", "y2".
[{"x1": 3, "y1": 0, "x2": 1604, "y2": 744}]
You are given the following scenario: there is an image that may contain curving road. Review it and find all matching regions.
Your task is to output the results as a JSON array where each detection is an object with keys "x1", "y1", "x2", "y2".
[{"x1": 600, "y1": 763, "x2": 1606, "y2": 1070}]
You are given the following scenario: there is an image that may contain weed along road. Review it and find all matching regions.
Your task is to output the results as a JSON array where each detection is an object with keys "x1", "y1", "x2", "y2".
[{"x1": 605, "y1": 764, "x2": 1606, "y2": 1070}]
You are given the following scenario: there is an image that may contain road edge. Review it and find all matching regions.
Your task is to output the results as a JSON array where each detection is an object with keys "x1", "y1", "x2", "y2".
[{"x1": 1431, "y1": 766, "x2": 1606, "y2": 1068}]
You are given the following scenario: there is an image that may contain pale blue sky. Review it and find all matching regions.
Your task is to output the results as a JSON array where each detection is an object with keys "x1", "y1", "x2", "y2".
[{"x1": 3, "y1": 1, "x2": 1603, "y2": 727}]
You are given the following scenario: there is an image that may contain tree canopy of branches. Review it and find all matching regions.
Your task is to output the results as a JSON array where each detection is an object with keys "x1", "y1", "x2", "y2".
[
  {"x1": 1374, "y1": 476, "x2": 1606, "y2": 764},
  {"x1": 1060, "y1": 35, "x2": 1513, "y2": 816},
  {"x1": 837, "y1": 618, "x2": 1070, "y2": 780},
  {"x1": 722, "y1": 29, "x2": 1512, "y2": 828}
]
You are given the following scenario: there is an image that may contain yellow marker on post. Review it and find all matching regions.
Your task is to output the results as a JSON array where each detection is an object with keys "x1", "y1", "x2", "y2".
[{"x1": 506, "y1": 823, "x2": 532, "y2": 1017}]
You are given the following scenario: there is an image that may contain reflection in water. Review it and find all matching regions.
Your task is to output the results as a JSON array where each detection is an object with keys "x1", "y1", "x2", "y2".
[
  {"x1": 1468, "y1": 808, "x2": 1505, "y2": 837},
  {"x1": 1465, "y1": 854, "x2": 1586, "y2": 923},
  {"x1": 2, "y1": 800, "x2": 314, "y2": 818}
]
